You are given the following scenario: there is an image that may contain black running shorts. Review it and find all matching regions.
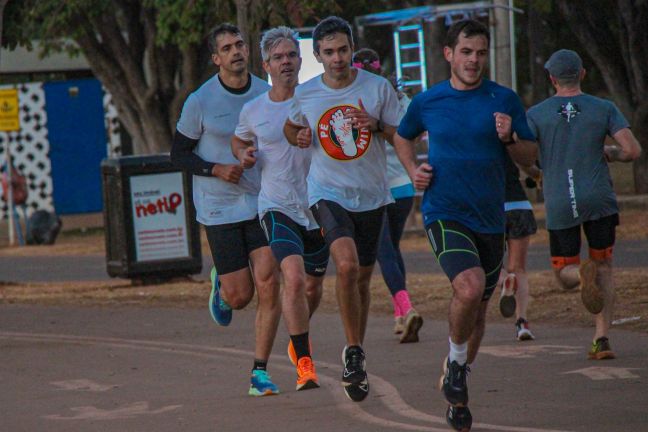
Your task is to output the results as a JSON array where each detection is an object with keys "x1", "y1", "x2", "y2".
[
  {"x1": 425, "y1": 219, "x2": 504, "y2": 301},
  {"x1": 310, "y1": 199, "x2": 385, "y2": 267},
  {"x1": 549, "y1": 213, "x2": 619, "y2": 258},
  {"x1": 204, "y1": 217, "x2": 268, "y2": 275},
  {"x1": 260, "y1": 211, "x2": 329, "y2": 277},
  {"x1": 505, "y1": 209, "x2": 537, "y2": 240}
]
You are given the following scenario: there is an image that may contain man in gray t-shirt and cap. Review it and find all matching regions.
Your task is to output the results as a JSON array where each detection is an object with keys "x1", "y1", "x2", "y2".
[{"x1": 527, "y1": 49, "x2": 641, "y2": 360}]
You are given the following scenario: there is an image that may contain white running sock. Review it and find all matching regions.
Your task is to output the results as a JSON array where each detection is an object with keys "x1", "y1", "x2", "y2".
[{"x1": 448, "y1": 337, "x2": 468, "y2": 365}]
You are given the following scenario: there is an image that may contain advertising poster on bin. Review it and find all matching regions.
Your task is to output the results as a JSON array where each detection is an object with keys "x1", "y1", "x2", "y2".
[{"x1": 130, "y1": 172, "x2": 190, "y2": 262}]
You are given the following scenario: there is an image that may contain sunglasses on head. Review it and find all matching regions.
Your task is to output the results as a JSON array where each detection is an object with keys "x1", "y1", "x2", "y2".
[{"x1": 352, "y1": 59, "x2": 381, "y2": 71}]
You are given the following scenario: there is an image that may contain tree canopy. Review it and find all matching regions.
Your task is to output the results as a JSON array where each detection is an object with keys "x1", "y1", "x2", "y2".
[
  {"x1": 557, "y1": 0, "x2": 648, "y2": 192},
  {"x1": 3, "y1": 0, "x2": 647, "y2": 192},
  {"x1": 2, "y1": 0, "x2": 384, "y2": 154},
  {"x1": 4, "y1": 0, "x2": 227, "y2": 154}
]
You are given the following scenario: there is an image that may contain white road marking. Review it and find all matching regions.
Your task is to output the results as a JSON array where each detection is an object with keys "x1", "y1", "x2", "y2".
[
  {"x1": 479, "y1": 344, "x2": 580, "y2": 358},
  {"x1": 50, "y1": 379, "x2": 117, "y2": 392},
  {"x1": 563, "y1": 366, "x2": 641, "y2": 380},
  {"x1": 2, "y1": 331, "x2": 572, "y2": 431},
  {"x1": 612, "y1": 316, "x2": 641, "y2": 325},
  {"x1": 369, "y1": 373, "x2": 572, "y2": 432},
  {"x1": 44, "y1": 401, "x2": 182, "y2": 420}
]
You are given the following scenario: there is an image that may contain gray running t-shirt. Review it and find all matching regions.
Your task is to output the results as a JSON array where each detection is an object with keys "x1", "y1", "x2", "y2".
[
  {"x1": 527, "y1": 94, "x2": 629, "y2": 229},
  {"x1": 176, "y1": 74, "x2": 270, "y2": 225}
]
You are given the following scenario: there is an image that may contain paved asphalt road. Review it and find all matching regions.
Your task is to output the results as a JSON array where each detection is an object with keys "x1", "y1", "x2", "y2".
[
  {"x1": 1, "y1": 239, "x2": 647, "y2": 283},
  {"x1": 1, "y1": 305, "x2": 647, "y2": 432}
]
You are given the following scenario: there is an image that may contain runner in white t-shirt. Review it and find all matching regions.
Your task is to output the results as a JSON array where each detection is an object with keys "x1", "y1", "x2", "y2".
[
  {"x1": 232, "y1": 26, "x2": 329, "y2": 393},
  {"x1": 283, "y1": 16, "x2": 401, "y2": 403},
  {"x1": 352, "y1": 48, "x2": 424, "y2": 344},
  {"x1": 171, "y1": 23, "x2": 281, "y2": 397}
]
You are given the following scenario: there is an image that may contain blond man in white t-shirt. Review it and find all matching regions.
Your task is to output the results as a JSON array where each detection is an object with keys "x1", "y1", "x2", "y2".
[{"x1": 232, "y1": 26, "x2": 329, "y2": 393}]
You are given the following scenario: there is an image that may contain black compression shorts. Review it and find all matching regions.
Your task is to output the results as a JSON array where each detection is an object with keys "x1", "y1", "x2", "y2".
[
  {"x1": 425, "y1": 219, "x2": 505, "y2": 301},
  {"x1": 204, "y1": 217, "x2": 268, "y2": 275},
  {"x1": 310, "y1": 199, "x2": 385, "y2": 267},
  {"x1": 260, "y1": 211, "x2": 329, "y2": 277}
]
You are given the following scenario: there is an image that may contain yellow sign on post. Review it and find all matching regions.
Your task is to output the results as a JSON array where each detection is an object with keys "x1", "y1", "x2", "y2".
[{"x1": 0, "y1": 89, "x2": 20, "y2": 132}]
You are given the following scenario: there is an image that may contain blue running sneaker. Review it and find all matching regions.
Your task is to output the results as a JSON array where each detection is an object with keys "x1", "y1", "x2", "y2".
[
  {"x1": 209, "y1": 267, "x2": 232, "y2": 326},
  {"x1": 249, "y1": 370, "x2": 280, "y2": 397}
]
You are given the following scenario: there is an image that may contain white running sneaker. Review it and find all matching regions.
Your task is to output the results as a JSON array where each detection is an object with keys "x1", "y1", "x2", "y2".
[
  {"x1": 515, "y1": 318, "x2": 535, "y2": 341},
  {"x1": 399, "y1": 309, "x2": 423, "y2": 343},
  {"x1": 393, "y1": 316, "x2": 405, "y2": 335}
]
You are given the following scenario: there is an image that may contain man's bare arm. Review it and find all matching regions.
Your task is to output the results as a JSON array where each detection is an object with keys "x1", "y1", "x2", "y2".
[
  {"x1": 381, "y1": 124, "x2": 396, "y2": 146},
  {"x1": 283, "y1": 120, "x2": 303, "y2": 146},
  {"x1": 231, "y1": 135, "x2": 256, "y2": 169},
  {"x1": 394, "y1": 132, "x2": 432, "y2": 190},
  {"x1": 607, "y1": 128, "x2": 642, "y2": 162},
  {"x1": 506, "y1": 138, "x2": 538, "y2": 168}
]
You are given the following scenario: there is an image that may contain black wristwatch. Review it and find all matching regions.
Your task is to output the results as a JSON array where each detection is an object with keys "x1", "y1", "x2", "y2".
[{"x1": 375, "y1": 120, "x2": 384, "y2": 132}]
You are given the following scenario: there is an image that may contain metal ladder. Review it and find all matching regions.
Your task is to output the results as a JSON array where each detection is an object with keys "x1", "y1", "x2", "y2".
[{"x1": 393, "y1": 24, "x2": 427, "y2": 93}]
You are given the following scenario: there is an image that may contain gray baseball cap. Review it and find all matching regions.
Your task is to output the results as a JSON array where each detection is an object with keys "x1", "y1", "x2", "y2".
[{"x1": 544, "y1": 49, "x2": 582, "y2": 78}]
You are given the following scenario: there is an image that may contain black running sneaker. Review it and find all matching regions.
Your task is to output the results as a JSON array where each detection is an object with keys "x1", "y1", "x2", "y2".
[
  {"x1": 439, "y1": 357, "x2": 469, "y2": 406},
  {"x1": 446, "y1": 405, "x2": 472, "y2": 431},
  {"x1": 341, "y1": 345, "x2": 369, "y2": 402}
]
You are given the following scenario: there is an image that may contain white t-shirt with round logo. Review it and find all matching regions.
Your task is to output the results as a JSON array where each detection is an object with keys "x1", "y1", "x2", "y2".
[
  {"x1": 176, "y1": 74, "x2": 270, "y2": 225},
  {"x1": 235, "y1": 92, "x2": 318, "y2": 230},
  {"x1": 288, "y1": 68, "x2": 400, "y2": 211},
  {"x1": 386, "y1": 94, "x2": 414, "y2": 191}
]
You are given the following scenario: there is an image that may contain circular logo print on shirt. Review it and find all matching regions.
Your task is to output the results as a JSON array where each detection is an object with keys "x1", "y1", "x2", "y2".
[{"x1": 317, "y1": 105, "x2": 372, "y2": 160}]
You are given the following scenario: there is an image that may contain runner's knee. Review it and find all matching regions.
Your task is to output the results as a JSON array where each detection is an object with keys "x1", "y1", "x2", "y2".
[
  {"x1": 452, "y1": 269, "x2": 485, "y2": 304},
  {"x1": 224, "y1": 288, "x2": 254, "y2": 309},
  {"x1": 336, "y1": 259, "x2": 359, "y2": 280},
  {"x1": 282, "y1": 270, "x2": 306, "y2": 296}
]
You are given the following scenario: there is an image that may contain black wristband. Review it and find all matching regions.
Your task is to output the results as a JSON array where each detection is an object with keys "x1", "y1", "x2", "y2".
[
  {"x1": 501, "y1": 139, "x2": 516, "y2": 146},
  {"x1": 375, "y1": 120, "x2": 384, "y2": 132}
]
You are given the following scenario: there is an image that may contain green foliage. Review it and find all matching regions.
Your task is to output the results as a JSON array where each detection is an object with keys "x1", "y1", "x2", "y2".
[
  {"x1": 258, "y1": 0, "x2": 385, "y2": 29},
  {"x1": 2, "y1": 0, "x2": 237, "y2": 54},
  {"x1": 3, "y1": 0, "x2": 111, "y2": 56},
  {"x1": 147, "y1": 0, "x2": 232, "y2": 49},
  {"x1": 522, "y1": 0, "x2": 552, "y2": 14}
]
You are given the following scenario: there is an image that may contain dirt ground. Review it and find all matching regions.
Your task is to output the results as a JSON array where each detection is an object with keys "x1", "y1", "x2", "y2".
[{"x1": 1, "y1": 209, "x2": 646, "y2": 334}]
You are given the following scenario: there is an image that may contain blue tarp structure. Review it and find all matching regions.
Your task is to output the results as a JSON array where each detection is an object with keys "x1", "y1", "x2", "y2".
[
  {"x1": 44, "y1": 78, "x2": 107, "y2": 215},
  {"x1": 354, "y1": 2, "x2": 495, "y2": 28}
]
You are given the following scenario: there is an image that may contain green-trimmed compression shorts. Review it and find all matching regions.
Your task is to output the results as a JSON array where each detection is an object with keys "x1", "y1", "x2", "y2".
[{"x1": 425, "y1": 220, "x2": 505, "y2": 301}]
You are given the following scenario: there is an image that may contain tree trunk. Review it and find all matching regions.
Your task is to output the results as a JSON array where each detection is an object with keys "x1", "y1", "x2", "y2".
[
  {"x1": 75, "y1": 34, "x2": 155, "y2": 154},
  {"x1": 236, "y1": 0, "x2": 266, "y2": 79},
  {"x1": 0, "y1": 0, "x2": 9, "y2": 67},
  {"x1": 424, "y1": 17, "x2": 448, "y2": 86},
  {"x1": 493, "y1": 0, "x2": 512, "y2": 88},
  {"x1": 527, "y1": 2, "x2": 550, "y2": 105}
]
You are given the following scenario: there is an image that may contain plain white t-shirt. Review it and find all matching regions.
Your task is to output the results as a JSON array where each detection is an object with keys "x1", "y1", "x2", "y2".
[
  {"x1": 235, "y1": 92, "x2": 317, "y2": 230},
  {"x1": 176, "y1": 74, "x2": 270, "y2": 225}
]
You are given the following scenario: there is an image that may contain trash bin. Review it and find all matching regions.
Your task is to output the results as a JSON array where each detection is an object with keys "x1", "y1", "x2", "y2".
[{"x1": 101, "y1": 154, "x2": 202, "y2": 279}]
